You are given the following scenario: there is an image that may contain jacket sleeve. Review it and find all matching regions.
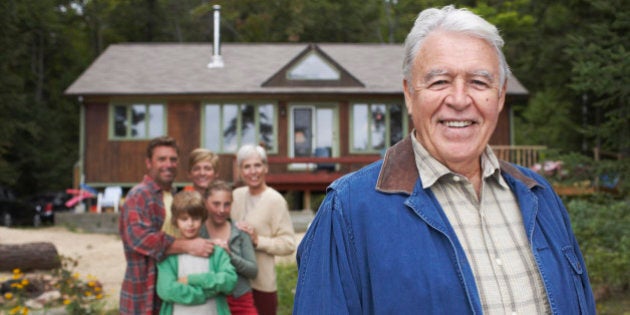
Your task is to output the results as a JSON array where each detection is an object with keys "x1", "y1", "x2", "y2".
[
  {"x1": 230, "y1": 231, "x2": 258, "y2": 279},
  {"x1": 187, "y1": 246, "x2": 237, "y2": 297},
  {"x1": 293, "y1": 190, "x2": 362, "y2": 314},
  {"x1": 156, "y1": 256, "x2": 207, "y2": 305},
  {"x1": 256, "y1": 197, "x2": 296, "y2": 256}
]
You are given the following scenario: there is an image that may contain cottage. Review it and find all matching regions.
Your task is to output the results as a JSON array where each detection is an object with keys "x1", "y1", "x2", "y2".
[{"x1": 65, "y1": 41, "x2": 528, "y2": 209}]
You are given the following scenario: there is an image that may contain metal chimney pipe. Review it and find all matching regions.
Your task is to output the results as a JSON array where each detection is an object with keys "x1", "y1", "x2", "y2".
[{"x1": 208, "y1": 4, "x2": 224, "y2": 68}]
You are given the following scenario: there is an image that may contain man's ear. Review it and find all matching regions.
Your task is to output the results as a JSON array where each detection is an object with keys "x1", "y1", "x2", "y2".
[
  {"x1": 498, "y1": 79, "x2": 508, "y2": 113},
  {"x1": 145, "y1": 157, "x2": 151, "y2": 170},
  {"x1": 403, "y1": 79, "x2": 413, "y2": 116}
]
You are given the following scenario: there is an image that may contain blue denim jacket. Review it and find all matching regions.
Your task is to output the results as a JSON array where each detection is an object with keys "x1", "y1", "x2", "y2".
[{"x1": 294, "y1": 136, "x2": 595, "y2": 314}]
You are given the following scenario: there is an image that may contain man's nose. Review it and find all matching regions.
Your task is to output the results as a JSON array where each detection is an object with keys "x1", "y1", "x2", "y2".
[{"x1": 446, "y1": 80, "x2": 472, "y2": 110}]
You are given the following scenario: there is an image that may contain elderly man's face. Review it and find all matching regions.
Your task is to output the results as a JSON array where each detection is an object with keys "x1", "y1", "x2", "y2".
[{"x1": 404, "y1": 30, "x2": 506, "y2": 170}]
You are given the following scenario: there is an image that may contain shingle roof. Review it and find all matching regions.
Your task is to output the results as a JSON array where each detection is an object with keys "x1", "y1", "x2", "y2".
[{"x1": 65, "y1": 43, "x2": 528, "y2": 96}]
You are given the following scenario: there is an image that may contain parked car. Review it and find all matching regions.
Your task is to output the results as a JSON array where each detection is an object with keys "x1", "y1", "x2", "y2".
[
  {"x1": 27, "y1": 191, "x2": 73, "y2": 224},
  {"x1": 0, "y1": 186, "x2": 47, "y2": 227},
  {"x1": 29, "y1": 191, "x2": 73, "y2": 212}
]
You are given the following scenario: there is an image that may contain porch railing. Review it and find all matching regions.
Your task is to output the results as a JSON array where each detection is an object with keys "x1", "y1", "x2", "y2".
[
  {"x1": 232, "y1": 146, "x2": 547, "y2": 188},
  {"x1": 491, "y1": 145, "x2": 547, "y2": 168}
]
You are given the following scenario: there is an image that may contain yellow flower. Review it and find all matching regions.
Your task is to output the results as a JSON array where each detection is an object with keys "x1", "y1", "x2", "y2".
[
  {"x1": 96, "y1": 293, "x2": 103, "y2": 299},
  {"x1": 63, "y1": 299, "x2": 71, "y2": 305},
  {"x1": 21, "y1": 279, "x2": 29, "y2": 286},
  {"x1": 4, "y1": 292, "x2": 13, "y2": 300},
  {"x1": 11, "y1": 269, "x2": 23, "y2": 280},
  {"x1": 88, "y1": 280, "x2": 96, "y2": 287},
  {"x1": 9, "y1": 306, "x2": 28, "y2": 315},
  {"x1": 10, "y1": 282, "x2": 23, "y2": 289},
  {"x1": 72, "y1": 273, "x2": 80, "y2": 279},
  {"x1": 94, "y1": 286, "x2": 102, "y2": 292},
  {"x1": 85, "y1": 291, "x2": 92, "y2": 296}
]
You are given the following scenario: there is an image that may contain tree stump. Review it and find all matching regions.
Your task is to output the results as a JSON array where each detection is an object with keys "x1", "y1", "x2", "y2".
[{"x1": 0, "y1": 242, "x2": 61, "y2": 271}]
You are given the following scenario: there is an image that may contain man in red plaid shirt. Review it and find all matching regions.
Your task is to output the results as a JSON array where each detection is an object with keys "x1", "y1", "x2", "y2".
[{"x1": 118, "y1": 136, "x2": 216, "y2": 315}]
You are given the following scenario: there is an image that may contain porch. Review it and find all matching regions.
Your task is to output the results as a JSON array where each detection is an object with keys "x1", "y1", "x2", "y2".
[{"x1": 233, "y1": 145, "x2": 548, "y2": 210}]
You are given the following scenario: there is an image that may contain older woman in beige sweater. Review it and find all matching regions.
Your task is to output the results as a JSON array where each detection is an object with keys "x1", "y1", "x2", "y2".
[{"x1": 231, "y1": 144, "x2": 296, "y2": 315}]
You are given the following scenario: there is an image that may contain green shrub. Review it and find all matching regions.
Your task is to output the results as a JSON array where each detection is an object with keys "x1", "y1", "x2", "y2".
[
  {"x1": 537, "y1": 150, "x2": 628, "y2": 195},
  {"x1": 566, "y1": 195, "x2": 630, "y2": 289},
  {"x1": 277, "y1": 263, "x2": 298, "y2": 315}
]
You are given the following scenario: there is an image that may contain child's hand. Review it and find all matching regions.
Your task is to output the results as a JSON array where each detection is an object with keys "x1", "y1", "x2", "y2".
[{"x1": 178, "y1": 276, "x2": 188, "y2": 284}]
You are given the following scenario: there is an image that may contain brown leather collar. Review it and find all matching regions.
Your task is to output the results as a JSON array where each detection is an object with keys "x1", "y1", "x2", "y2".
[{"x1": 375, "y1": 136, "x2": 540, "y2": 194}]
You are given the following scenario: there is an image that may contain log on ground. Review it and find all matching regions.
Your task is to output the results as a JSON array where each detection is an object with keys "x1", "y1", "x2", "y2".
[{"x1": 0, "y1": 242, "x2": 61, "y2": 271}]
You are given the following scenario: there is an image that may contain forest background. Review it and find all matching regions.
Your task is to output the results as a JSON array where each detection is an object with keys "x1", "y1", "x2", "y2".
[
  {"x1": 0, "y1": 0, "x2": 627, "y2": 195},
  {"x1": 0, "y1": 0, "x2": 628, "y2": 312}
]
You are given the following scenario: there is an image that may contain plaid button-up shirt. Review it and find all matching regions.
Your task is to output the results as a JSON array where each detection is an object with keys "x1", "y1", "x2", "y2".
[
  {"x1": 119, "y1": 175, "x2": 175, "y2": 315},
  {"x1": 411, "y1": 136, "x2": 550, "y2": 314}
]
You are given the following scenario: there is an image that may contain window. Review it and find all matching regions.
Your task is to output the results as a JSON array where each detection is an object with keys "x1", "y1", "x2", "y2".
[
  {"x1": 203, "y1": 103, "x2": 276, "y2": 153},
  {"x1": 351, "y1": 102, "x2": 406, "y2": 153},
  {"x1": 111, "y1": 103, "x2": 165, "y2": 139},
  {"x1": 287, "y1": 52, "x2": 340, "y2": 80}
]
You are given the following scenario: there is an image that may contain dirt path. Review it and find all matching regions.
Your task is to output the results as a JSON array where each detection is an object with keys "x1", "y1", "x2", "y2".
[{"x1": 0, "y1": 226, "x2": 302, "y2": 311}]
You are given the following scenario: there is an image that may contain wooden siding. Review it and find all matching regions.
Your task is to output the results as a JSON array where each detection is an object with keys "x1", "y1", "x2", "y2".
[
  {"x1": 84, "y1": 102, "x2": 148, "y2": 184},
  {"x1": 84, "y1": 100, "x2": 202, "y2": 186},
  {"x1": 81, "y1": 94, "x2": 518, "y2": 190},
  {"x1": 489, "y1": 107, "x2": 510, "y2": 145},
  {"x1": 167, "y1": 100, "x2": 201, "y2": 177}
]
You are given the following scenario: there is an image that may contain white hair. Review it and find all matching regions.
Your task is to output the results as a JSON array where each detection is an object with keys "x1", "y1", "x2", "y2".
[
  {"x1": 402, "y1": 5, "x2": 511, "y2": 89},
  {"x1": 236, "y1": 144, "x2": 267, "y2": 166}
]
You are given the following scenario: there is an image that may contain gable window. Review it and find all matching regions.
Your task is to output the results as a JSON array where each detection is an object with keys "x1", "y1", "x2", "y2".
[
  {"x1": 287, "y1": 52, "x2": 340, "y2": 80},
  {"x1": 203, "y1": 102, "x2": 276, "y2": 153},
  {"x1": 351, "y1": 102, "x2": 406, "y2": 153},
  {"x1": 111, "y1": 103, "x2": 165, "y2": 139}
]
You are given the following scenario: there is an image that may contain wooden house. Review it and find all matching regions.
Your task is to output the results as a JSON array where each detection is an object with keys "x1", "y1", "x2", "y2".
[{"x1": 65, "y1": 42, "x2": 528, "y2": 209}]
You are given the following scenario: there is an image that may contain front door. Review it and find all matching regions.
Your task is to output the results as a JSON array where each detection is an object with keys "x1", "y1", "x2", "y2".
[{"x1": 290, "y1": 105, "x2": 336, "y2": 159}]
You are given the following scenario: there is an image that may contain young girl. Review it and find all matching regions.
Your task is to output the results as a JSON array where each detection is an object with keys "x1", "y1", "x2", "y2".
[
  {"x1": 201, "y1": 181, "x2": 259, "y2": 315},
  {"x1": 157, "y1": 190, "x2": 236, "y2": 315}
]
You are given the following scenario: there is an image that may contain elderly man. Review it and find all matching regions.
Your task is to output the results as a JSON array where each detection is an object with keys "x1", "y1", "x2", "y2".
[{"x1": 294, "y1": 6, "x2": 595, "y2": 315}]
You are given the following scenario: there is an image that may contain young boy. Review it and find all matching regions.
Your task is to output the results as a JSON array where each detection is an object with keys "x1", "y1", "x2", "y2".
[{"x1": 157, "y1": 190, "x2": 237, "y2": 315}]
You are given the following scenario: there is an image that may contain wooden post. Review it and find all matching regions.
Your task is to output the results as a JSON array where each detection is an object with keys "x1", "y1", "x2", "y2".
[{"x1": 304, "y1": 190, "x2": 312, "y2": 211}]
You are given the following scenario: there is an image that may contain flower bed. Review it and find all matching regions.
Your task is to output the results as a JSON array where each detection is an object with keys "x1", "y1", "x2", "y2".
[{"x1": 0, "y1": 256, "x2": 106, "y2": 314}]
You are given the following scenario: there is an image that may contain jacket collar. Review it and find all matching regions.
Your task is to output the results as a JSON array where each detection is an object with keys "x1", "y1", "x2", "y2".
[{"x1": 375, "y1": 135, "x2": 540, "y2": 194}]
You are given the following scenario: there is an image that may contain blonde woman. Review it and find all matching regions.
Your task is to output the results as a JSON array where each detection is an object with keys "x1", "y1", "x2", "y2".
[
  {"x1": 188, "y1": 148, "x2": 220, "y2": 195},
  {"x1": 162, "y1": 148, "x2": 219, "y2": 236}
]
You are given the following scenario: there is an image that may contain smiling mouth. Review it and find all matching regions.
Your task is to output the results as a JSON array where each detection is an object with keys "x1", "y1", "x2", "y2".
[{"x1": 441, "y1": 120, "x2": 474, "y2": 128}]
